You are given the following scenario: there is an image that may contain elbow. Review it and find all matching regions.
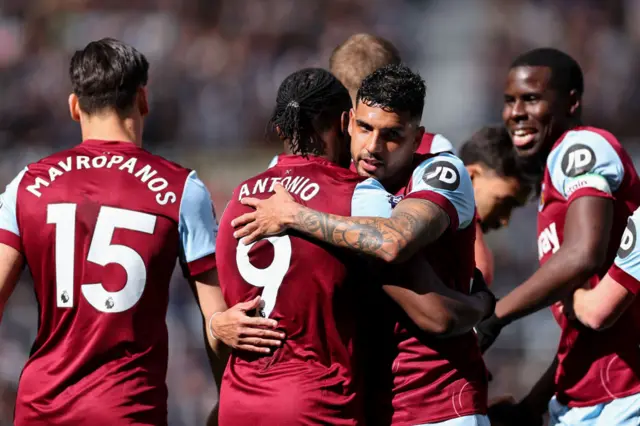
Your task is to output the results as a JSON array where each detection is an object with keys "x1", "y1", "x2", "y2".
[
  {"x1": 415, "y1": 312, "x2": 458, "y2": 337},
  {"x1": 580, "y1": 310, "x2": 615, "y2": 331},
  {"x1": 378, "y1": 244, "x2": 403, "y2": 264},
  {"x1": 568, "y1": 247, "x2": 606, "y2": 281}
]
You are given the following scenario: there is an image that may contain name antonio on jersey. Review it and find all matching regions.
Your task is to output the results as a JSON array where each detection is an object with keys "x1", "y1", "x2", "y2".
[
  {"x1": 25, "y1": 155, "x2": 178, "y2": 205},
  {"x1": 238, "y1": 174, "x2": 320, "y2": 201}
]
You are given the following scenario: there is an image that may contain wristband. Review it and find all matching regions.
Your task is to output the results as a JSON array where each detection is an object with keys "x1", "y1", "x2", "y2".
[{"x1": 208, "y1": 312, "x2": 223, "y2": 341}]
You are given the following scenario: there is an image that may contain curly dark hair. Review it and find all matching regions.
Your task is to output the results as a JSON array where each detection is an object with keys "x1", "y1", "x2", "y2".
[
  {"x1": 356, "y1": 64, "x2": 426, "y2": 120},
  {"x1": 70, "y1": 38, "x2": 149, "y2": 115},
  {"x1": 267, "y1": 68, "x2": 350, "y2": 157}
]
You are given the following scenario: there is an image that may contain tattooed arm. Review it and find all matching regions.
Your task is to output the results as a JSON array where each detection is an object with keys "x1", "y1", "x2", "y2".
[
  {"x1": 233, "y1": 184, "x2": 450, "y2": 263},
  {"x1": 288, "y1": 197, "x2": 449, "y2": 262},
  {"x1": 233, "y1": 154, "x2": 475, "y2": 262}
]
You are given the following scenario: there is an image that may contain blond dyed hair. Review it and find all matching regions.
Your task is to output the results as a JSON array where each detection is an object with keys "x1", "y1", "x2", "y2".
[{"x1": 329, "y1": 33, "x2": 401, "y2": 102}]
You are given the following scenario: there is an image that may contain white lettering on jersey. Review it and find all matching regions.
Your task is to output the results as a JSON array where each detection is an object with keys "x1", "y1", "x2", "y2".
[
  {"x1": 24, "y1": 154, "x2": 177, "y2": 205},
  {"x1": 564, "y1": 147, "x2": 595, "y2": 176},
  {"x1": 239, "y1": 176, "x2": 321, "y2": 201},
  {"x1": 26, "y1": 177, "x2": 50, "y2": 197},
  {"x1": 48, "y1": 167, "x2": 63, "y2": 182},
  {"x1": 425, "y1": 165, "x2": 459, "y2": 187},
  {"x1": 538, "y1": 222, "x2": 560, "y2": 259},
  {"x1": 58, "y1": 157, "x2": 73, "y2": 172}
]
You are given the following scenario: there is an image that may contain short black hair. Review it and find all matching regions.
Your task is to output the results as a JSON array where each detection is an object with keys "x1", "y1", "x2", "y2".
[
  {"x1": 268, "y1": 68, "x2": 350, "y2": 156},
  {"x1": 69, "y1": 38, "x2": 149, "y2": 115},
  {"x1": 356, "y1": 64, "x2": 425, "y2": 120},
  {"x1": 510, "y1": 48, "x2": 583, "y2": 97},
  {"x1": 459, "y1": 126, "x2": 527, "y2": 181}
]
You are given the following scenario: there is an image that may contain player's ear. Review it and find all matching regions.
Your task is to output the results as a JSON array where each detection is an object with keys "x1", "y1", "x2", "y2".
[
  {"x1": 138, "y1": 87, "x2": 149, "y2": 117},
  {"x1": 466, "y1": 163, "x2": 483, "y2": 182},
  {"x1": 68, "y1": 94, "x2": 81, "y2": 122},
  {"x1": 347, "y1": 108, "x2": 355, "y2": 137},
  {"x1": 568, "y1": 89, "x2": 580, "y2": 116},
  {"x1": 412, "y1": 126, "x2": 425, "y2": 152},
  {"x1": 340, "y1": 111, "x2": 349, "y2": 135},
  {"x1": 274, "y1": 125, "x2": 285, "y2": 141}
]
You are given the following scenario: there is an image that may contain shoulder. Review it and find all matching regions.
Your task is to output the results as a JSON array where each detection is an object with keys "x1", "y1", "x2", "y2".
[
  {"x1": 411, "y1": 152, "x2": 468, "y2": 191},
  {"x1": 138, "y1": 149, "x2": 192, "y2": 174},
  {"x1": 351, "y1": 178, "x2": 394, "y2": 217},
  {"x1": 547, "y1": 127, "x2": 626, "y2": 198},
  {"x1": 547, "y1": 127, "x2": 622, "y2": 175},
  {"x1": 429, "y1": 133, "x2": 456, "y2": 155},
  {"x1": 408, "y1": 153, "x2": 475, "y2": 230}
]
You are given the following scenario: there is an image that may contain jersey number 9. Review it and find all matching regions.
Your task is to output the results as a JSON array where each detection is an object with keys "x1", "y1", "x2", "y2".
[{"x1": 235, "y1": 235, "x2": 291, "y2": 318}]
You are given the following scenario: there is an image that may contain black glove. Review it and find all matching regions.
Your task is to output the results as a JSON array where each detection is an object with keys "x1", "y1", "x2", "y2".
[
  {"x1": 475, "y1": 312, "x2": 510, "y2": 353},
  {"x1": 470, "y1": 268, "x2": 497, "y2": 320},
  {"x1": 488, "y1": 401, "x2": 543, "y2": 426}
]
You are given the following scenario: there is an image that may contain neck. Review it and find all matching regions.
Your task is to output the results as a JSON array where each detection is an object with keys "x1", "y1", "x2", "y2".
[
  {"x1": 80, "y1": 112, "x2": 142, "y2": 147},
  {"x1": 380, "y1": 163, "x2": 414, "y2": 194}
]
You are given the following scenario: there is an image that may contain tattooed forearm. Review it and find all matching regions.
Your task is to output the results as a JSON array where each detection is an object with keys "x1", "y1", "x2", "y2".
[{"x1": 289, "y1": 199, "x2": 449, "y2": 262}]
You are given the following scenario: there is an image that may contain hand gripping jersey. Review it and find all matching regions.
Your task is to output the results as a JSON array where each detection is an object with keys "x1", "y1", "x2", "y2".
[
  {"x1": 216, "y1": 155, "x2": 394, "y2": 426},
  {"x1": 359, "y1": 153, "x2": 487, "y2": 426},
  {"x1": 0, "y1": 140, "x2": 218, "y2": 426},
  {"x1": 537, "y1": 127, "x2": 640, "y2": 407}
]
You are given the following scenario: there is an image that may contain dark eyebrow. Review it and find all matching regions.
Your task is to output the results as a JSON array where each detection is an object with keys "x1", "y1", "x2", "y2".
[
  {"x1": 355, "y1": 119, "x2": 373, "y2": 130},
  {"x1": 356, "y1": 119, "x2": 404, "y2": 134}
]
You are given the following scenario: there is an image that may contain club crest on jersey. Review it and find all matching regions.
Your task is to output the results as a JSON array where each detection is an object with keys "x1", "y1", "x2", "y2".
[
  {"x1": 422, "y1": 161, "x2": 460, "y2": 191},
  {"x1": 618, "y1": 218, "x2": 636, "y2": 259},
  {"x1": 387, "y1": 194, "x2": 403, "y2": 208},
  {"x1": 538, "y1": 183, "x2": 545, "y2": 211},
  {"x1": 105, "y1": 297, "x2": 115, "y2": 310},
  {"x1": 561, "y1": 144, "x2": 596, "y2": 177}
]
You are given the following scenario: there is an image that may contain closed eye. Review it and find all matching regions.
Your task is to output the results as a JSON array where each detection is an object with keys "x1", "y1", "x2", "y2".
[{"x1": 356, "y1": 120, "x2": 373, "y2": 132}]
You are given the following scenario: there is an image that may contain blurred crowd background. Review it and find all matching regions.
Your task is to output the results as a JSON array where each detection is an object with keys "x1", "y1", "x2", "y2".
[{"x1": 1, "y1": 0, "x2": 640, "y2": 424}]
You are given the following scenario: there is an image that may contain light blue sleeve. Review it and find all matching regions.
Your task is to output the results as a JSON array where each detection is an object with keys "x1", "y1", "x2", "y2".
[
  {"x1": 408, "y1": 153, "x2": 475, "y2": 229},
  {"x1": 267, "y1": 155, "x2": 279, "y2": 169},
  {"x1": 614, "y1": 208, "x2": 640, "y2": 281},
  {"x1": 0, "y1": 168, "x2": 26, "y2": 237},
  {"x1": 178, "y1": 171, "x2": 217, "y2": 265},
  {"x1": 547, "y1": 129, "x2": 624, "y2": 199},
  {"x1": 430, "y1": 134, "x2": 456, "y2": 155},
  {"x1": 351, "y1": 178, "x2": 395, "y2": 218}
]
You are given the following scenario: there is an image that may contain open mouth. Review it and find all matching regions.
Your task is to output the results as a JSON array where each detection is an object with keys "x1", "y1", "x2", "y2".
[{"x1": 511, "y1": 128, "x2": 538, "y2": 149}]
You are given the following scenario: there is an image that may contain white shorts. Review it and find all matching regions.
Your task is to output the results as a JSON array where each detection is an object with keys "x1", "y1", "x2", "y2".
[
  {"x1": 548, "y1": 394, "x2": 640, "y2": 425},
  {"x1": 415, "y1": 414, "x2": 491, "y2": 426}
]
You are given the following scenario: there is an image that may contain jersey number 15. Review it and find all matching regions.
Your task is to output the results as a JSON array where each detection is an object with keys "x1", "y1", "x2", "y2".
[{"x1": 48, "y1": 204, "x2": 156, "y2": 313}]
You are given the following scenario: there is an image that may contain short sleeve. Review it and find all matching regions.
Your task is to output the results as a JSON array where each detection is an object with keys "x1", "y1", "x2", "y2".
[
  {"x1": 0, "y1": 168, "x2": 27, "y2": 252},
  {"x1": 548, "y1": 130, "x2": 624, "y2": 202},
  {"x1": 430, "y1": 134, "x2": 456, "y2": 155},
  {"x1": 405, "y1": 153, "x2": 475, "y2": 231},
  {"x1": 267, "y1": 155, "x2": 279, "y2": 169},
  {"x1": 351, "y1": 178, "x2": 395, "y2": 218},
  {"x1": 610, "y1": 208, "x2": 640, "y2": 294},
  {"x1": 178, "y1": 171, "x2": 218, "y2": 277}
]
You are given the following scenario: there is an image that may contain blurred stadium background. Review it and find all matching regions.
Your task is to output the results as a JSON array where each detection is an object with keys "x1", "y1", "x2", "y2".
[{"x1": 1, "y1": 0, "x2": 640, "y2": 424}]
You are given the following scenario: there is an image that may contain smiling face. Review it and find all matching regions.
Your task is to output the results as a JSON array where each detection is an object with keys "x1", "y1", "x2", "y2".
[
  {"x1": 502, "y1": 66, "x2": 578, "y2": 159},
  {"x1": 349, "y1": 101, "x2": 424, "y2": 185}
]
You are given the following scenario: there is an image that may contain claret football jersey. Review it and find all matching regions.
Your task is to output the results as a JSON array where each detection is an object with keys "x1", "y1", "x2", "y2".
[{"x1": 0, "y1": 140, "x2": 218, "y2": 425}]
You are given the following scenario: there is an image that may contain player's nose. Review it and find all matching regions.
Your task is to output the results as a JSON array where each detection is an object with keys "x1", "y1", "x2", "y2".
[
  {"x1": 364, "y1": 131, "x2": 384, "y2": 154},
  {"x1": 510, "y1": 99, "x2": 527, "y2": 121}
]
